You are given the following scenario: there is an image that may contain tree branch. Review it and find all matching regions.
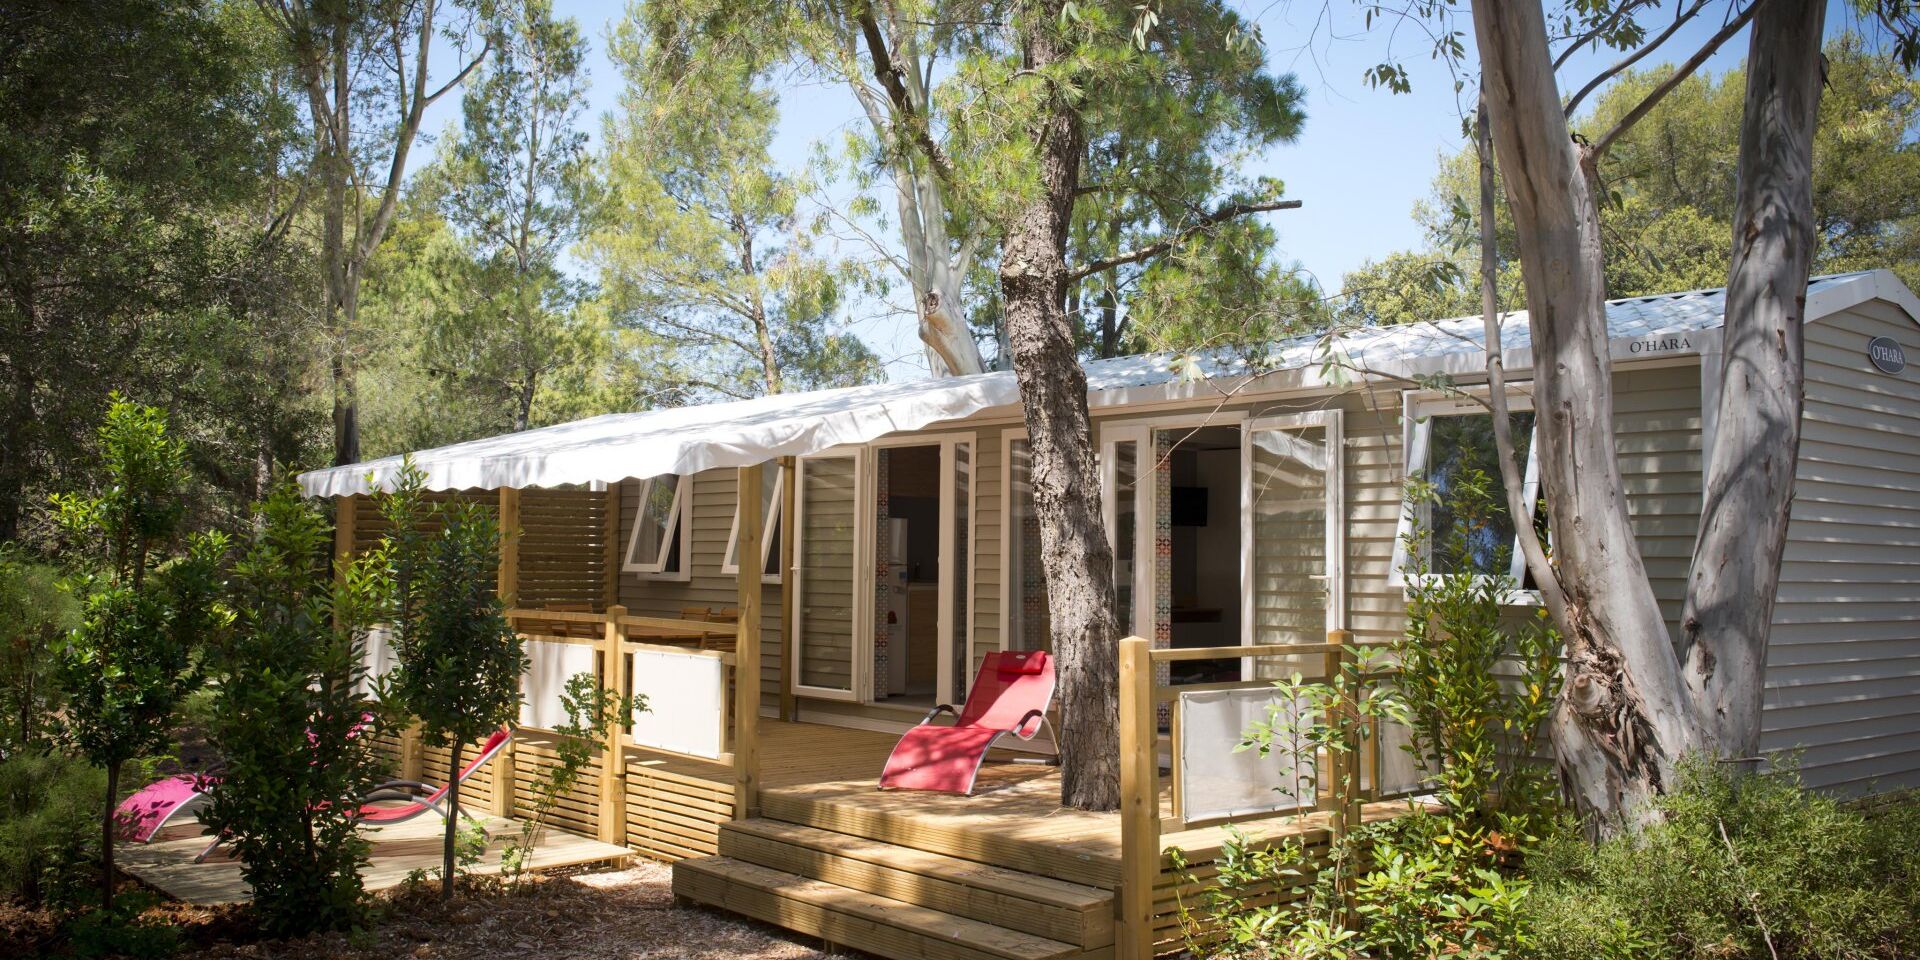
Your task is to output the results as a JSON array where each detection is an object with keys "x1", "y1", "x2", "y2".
[
  {"x1": 1553, "y1": 0, "x2": 1653, "y2": 71},
  {"x1": 853, "y1": 1, "x2": 956, "y2": 186},
  {"x1": 1590, "y1": 0, "x2": 1765, "y2": 159},
  {"x1": 1065, "y1": 199, "x2": 1302, "y2": 283},
  {"x1": 1563, "y1": 0, "x2": 1711, "y2": 117}
]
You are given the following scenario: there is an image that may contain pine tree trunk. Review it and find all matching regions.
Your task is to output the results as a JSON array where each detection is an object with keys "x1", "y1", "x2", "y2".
[
  {"x1": 1681, "y1": 0, "x2": 1826, "y2": 758},
  {"x1": 443, "y1": 740, "x2": 462, "y2": 901},
  {"x1": 999, "y1": 0, "x2": 1120, "y2": 812},
  {"x1": 1470, "y1": 0, "x2": 1704, "y2": 819}
]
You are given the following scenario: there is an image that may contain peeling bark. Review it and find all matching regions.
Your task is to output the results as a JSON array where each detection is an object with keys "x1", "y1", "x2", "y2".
[
  {"x1": 1681, "y1": 0, "x2": 1825, "y2": 758},
  {"x1": 1470, "y1": 0, "x2": 1705, "y2": 820}
]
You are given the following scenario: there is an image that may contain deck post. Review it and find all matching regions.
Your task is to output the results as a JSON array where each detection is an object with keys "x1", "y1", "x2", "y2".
[
  {"x1": 601, "y1": 482, "x2": 621, "y2": 610},
  {"x1": 1118, "y1": 635, "x2": 1158, "y2": 960},
  {"x1": 493, "y1": 488, "x2": 521, "y2": 818},
  {"x1": 599, "y1": 605, "x2": 630, "y2": 845},
  {"x1": 777, "y1": 457, "x2": 797, "y2": 721},
  {"x1": 332, "y1": 495, "x2": 356, "y2": 592},
  {"x1": 734, "y1": 465, "x2": 763, "y2": 820}
]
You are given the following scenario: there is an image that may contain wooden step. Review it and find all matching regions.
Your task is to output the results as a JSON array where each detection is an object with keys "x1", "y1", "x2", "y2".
[
  {"x1": 720, "y1": 819, "x2": 1113, "y2": 949},
  {"x1": 674, "y1": 857, "x2": 1106, "y2": 960},
  {"x1": 759, "y1": 788, "x2": 1121, "y2": 889}
]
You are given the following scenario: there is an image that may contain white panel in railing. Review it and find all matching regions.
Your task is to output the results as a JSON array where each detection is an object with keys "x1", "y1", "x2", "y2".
[
  {"x1": 627, "y1": 647, "x2": 726, "y2": 759},
  {"x1": 520, "y1": 639, "x2": 598, "y2": 730},
  {"x1": 356, "y1": 624, "x2": 397, "y2": 699},
  {"x1": 1179, "y1": 687, "x2": 1319, "y2": 822}
]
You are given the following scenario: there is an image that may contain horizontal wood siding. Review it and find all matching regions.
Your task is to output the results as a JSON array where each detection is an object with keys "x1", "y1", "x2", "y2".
[
  {"x1": 617, "y1": 470, "x2": 784, "y2": 712},
  {"x1": 1768, "y1": 299, "x2": 1920, "y2": 793}
]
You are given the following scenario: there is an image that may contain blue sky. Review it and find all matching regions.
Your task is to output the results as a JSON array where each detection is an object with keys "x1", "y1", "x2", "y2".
[{"x1": 416, "y1": 1, "x2": 1868, "y2": 379}]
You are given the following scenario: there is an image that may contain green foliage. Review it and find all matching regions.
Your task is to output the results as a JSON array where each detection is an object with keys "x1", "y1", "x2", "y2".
[
  {"x1": 1176, "y1": 812, "x2": 1532, "y2": 960},
  {"x1": 197, "y1": 477, "x2": 387, "y2": 936},
  {"x1": 51, "y1": 399, "x2": 228, "y2": 909},
  {"x1": 0, "y1": 752, "x2": 105, "y2": 907},
  {"x1": 1397, "y1": 467, "x2": 1562, "y2": 839},
  {"x1": 1526, "y1": 760, "x2": 1920, "y2": 960},
  {"x1": 0, "y1": 547, "x2": 77, "y2": 751},
  {"x1": 1342, "y1": 34, "x2": 1920, "y2": 324},
  {"x1": 588, "y1": 10, "x2": 882, "y2": 398},
  {"x1": 378, "y1": 459, "x2": 526, "y2": 899},
  {"x1": 0, "y1": 0, "x2": 325, "y2": 543},
  {"x1": 63, "y1": 889, "x2": 182, "y2": 959},
  {"x1": 502, "y1": 672, "x2": 641, "y2": 887}
]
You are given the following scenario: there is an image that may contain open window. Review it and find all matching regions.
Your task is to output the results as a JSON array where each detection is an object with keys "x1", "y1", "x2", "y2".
[
  {"x1": 722, "y1": 461, "x2": 784, "y2": 582},
  {"x1": 1391, "y1": 391, "x2": 1543, "y2": 598},
  {"x1": 624, "y1": 474, "x2": 690, "y2": 579}
]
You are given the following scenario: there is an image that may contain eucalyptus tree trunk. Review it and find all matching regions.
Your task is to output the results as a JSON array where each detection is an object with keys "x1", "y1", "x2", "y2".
[
  {"x1": 1681, "y1": 0, "x2": 1826, "y2": 758},
  {"x1": 1470, "y1": 0, "x2": 1704, "y2": 817},
  {"x1": 999, "y1": 0, "x2": 1119, "y2": 812}
]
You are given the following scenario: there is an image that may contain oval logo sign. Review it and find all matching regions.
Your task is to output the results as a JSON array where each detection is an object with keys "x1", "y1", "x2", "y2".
[{"x1": 1869, "y1": 336, "x2": 1907, "y2": 375}]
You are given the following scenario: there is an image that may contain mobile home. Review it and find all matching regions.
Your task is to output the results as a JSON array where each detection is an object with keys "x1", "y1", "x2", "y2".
[{"x1": 302, "y1": 269, "x2": 1920, "y2": 960}]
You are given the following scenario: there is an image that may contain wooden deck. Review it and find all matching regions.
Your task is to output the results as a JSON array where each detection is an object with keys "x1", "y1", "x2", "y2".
[
  {"x1": 664, "y1": 719, "x2": 1419, "y2": 959},
  {"x1": 119, "y1": 813, "x2": 632, "y2": 906}
]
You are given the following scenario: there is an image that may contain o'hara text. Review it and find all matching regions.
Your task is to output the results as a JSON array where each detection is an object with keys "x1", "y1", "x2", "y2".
[{"x1": 1625, "y1": 336, "x2": 1693, "y2": 354}]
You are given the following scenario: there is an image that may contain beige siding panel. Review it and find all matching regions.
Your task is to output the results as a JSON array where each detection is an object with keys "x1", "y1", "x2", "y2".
[
  {"x1": 617, "y1": 469, "x2": 785, "y2": 712},
  {"x1": 1767, "y1": 298, "x2": 1920, "y2": 793}
]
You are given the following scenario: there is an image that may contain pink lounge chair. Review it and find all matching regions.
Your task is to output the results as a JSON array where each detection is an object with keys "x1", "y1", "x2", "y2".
[
  {"x1": 879, "y1": 650, "x2": 1057, "y2": 794},
  {"x1": 187, "y1": 727, "x2": 516, "y2": 863},
  {"x1": 115, "y1": 713, "x2": 378, "y2": 845}
]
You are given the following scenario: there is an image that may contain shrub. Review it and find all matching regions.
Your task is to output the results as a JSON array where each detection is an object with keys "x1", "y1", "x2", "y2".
[
  {"x1": 1397, "y1": 465, "x2": 1562, "y2": 840},
  {"x1": 0, "y1": 548, "x2": 78, "y2": 753},
  {"x1": 378, "y1": 460, "x2": 526, "y2": 901},
  {"x1": 0, "y1": 752, "x2": 105, "y2": 907},
  {"x1": 198, "y1": 478, "x2": 387, "y2": 936},
  {"x1": 1525, "y1": 760, "x2": 1920, "y2": 960},
  {"x1": 51, "y1": 398, "x2": 228, "y2": 910}
]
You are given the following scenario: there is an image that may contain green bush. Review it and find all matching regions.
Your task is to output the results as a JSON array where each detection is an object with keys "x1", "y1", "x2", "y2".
[
  {"x1": 199, "y1": 478, "x2": 387, "y2": 936},
  {"x1": 1525, "y1": 761, "x2": 1920, "y2": 960},
  {"x1": 0, "y1": 751, "x2": 105, "y2": 907},
  {"x1": 0, "y1": 548, "x2": 78, "y2": 753}
]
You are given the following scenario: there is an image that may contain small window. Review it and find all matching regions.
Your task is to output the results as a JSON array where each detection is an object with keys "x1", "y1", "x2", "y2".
[
  {"x1": 625, "y1": 475, "x2": 688, "y2": 578},
  {"x1": 1391, "y1": 393, "x2": 1543, "y2": 594},
  {"x1": 722, "y1": 462, "x2": 784, "y2": 582}
]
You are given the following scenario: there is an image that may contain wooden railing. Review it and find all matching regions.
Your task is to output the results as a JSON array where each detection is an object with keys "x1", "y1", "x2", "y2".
[
  {"x1": 495, "y1": 606, "x2": 759, "y2": 844},
  {"x1": 1117, "y1": 630, "x2": 1418, "y2": 959}
]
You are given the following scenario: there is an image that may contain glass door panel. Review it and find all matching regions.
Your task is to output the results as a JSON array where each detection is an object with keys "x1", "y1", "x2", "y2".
[
  {"x1": 794, "y1": 452, "x2": 862, "y2": 699},
  {"x1": 1246, "y1": 414, "x2": 1342, "y2": 679},
  {"x1": 1102, "y1": 426, "x2": 1151, "y2": 637}
]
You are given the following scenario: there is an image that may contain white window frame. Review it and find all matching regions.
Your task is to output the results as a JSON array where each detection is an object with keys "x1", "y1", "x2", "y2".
[
  {"x1": 623, "y1": 474, "x2": 692, "y2": 581},
  {"x1": 998, "y1": 429, "x2": 1033, "y2": 655},
  {"x1": 721, "y1": 463, "x2": 784, "y2": 583},
  {"x1": 1390, "y1": 389, "x2": 1542, "y2": 603}
]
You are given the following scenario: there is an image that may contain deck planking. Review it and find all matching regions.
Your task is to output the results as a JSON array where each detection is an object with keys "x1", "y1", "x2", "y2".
[{"x1": 119, "y1": 814, "x2": 631, "y2": 906}]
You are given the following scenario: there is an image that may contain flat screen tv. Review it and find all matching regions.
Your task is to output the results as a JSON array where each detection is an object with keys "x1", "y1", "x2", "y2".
[{"x1": 1171, "y1": 486, "x2": 1208, "y2": 527}]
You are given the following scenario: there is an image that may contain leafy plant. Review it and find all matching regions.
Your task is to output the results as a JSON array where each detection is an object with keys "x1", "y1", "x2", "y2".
[
  {"x1": 63, "y1": 889, "x2": 181, "y2": 959},
  {"x1": 0, "y1": 548, "x2": 78, "y2": 753},
  {"x1": 1398, "y1": 464, "x2": 1563, "y2": 841},
  {"x1": 50, "y1": 397, "x2": 229, "y2": 910},
  {"x1": 0, "y1": 751, "x2": 105, "y2": 907},
  {"x1": 378, "y1": 459, "x2": 527, "y2": 901},
  {"x1": 197, "y1": 477, "x2": 388, "y2": 936},
  {"x1": 1525, "y1": 760, "x2": 1920, "y2": 960},
  {"x1": 502, "y1": 671, "x2": 639, "y2": 888}
]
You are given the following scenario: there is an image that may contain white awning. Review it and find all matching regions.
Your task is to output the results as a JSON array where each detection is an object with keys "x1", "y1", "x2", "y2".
[{"x1": 297, "y1": 372, "x2": 1018, "y2": 497}]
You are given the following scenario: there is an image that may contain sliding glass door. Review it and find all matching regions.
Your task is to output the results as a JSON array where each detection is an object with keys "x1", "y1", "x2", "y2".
[{"x1": 793, "y1": 449, "x2": 864, "y2": 701}]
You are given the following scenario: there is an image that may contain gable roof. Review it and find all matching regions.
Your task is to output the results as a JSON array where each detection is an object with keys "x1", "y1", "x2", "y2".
[{"x1": 299, "y1": 270, "x2": 1912, "y2": 497}]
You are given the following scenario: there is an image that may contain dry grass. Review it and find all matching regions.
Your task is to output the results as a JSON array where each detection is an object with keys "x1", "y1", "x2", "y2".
[{"x1": 5, "y1": 861, "x2": 855, "y2": 960}]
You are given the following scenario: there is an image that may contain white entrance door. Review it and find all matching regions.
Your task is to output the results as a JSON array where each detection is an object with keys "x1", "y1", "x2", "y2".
[{"x1": 1100, "y1": 424, "x2": 1153, "y2": 638}]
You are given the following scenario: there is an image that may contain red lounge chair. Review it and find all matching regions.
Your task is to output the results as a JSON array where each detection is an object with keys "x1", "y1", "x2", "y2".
[
  {"x1": 880, "y1": 650, "x2": 1057, "y2": 794},
  {"x1": 194, "y1": 727, "x2": 514, "y2": 863}
]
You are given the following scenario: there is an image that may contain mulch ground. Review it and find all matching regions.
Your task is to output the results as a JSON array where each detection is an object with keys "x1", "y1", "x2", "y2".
[{"x1": 5, "y1": 861, "x2": 856, "y2": 960}]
